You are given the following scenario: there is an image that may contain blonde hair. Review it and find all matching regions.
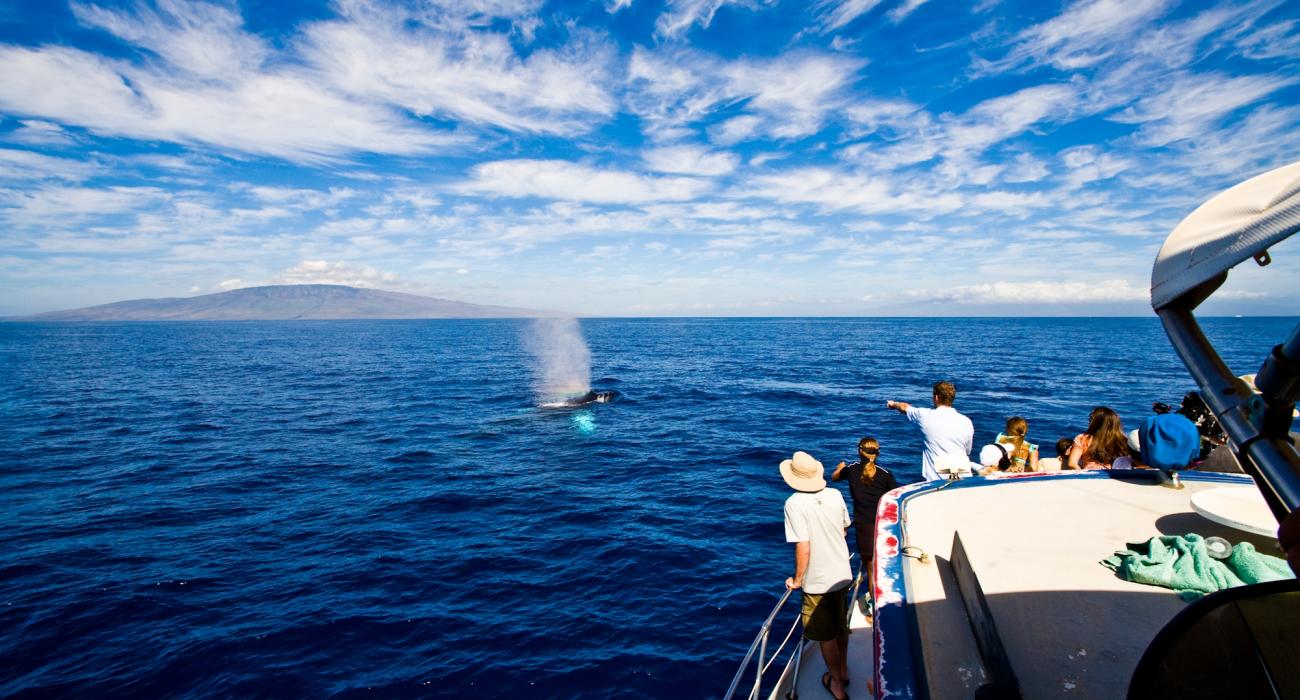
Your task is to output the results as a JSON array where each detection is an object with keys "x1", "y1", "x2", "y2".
[
  {"x1": 999, "y1": 416, "x2": 1030, "y2": 463},
  {"x1": 858, "y1": 437, "x2": 879, "y2": 485}
]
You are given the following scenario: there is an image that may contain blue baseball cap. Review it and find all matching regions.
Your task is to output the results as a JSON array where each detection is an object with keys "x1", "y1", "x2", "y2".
[{"x1": 1139, "y1": 413, "x2": 1200, "y2": 470}]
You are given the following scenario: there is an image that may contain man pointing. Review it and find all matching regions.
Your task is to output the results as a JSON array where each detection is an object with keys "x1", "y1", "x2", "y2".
[{"x1": 887, "y1": 380, "x2": 974, "y2": 481}]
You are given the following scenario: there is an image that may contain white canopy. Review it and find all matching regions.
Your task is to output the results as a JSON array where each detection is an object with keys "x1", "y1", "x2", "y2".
[{"x1": 1151, "y1": 160, "x2": 1300, "y2": 310}]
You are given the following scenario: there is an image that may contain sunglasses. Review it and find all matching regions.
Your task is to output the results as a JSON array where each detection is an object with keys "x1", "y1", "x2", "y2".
[{"x1": 860, "y1": 448, "x2": 879, "y2": 455}]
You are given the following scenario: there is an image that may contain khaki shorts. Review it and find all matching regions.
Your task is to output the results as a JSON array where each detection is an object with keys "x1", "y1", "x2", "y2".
[{"x1": 801, "y1": 586, "x2": 850, "y2": 641}]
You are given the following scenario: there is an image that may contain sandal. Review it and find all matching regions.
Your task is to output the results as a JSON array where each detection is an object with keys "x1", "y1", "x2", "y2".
[{"x1": 821, "y1": 672, "x2": 848, "y2": 700}]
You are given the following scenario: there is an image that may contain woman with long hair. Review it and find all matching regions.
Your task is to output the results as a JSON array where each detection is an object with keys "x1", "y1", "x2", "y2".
[
  {"x1": 995, "y1": 416, "x2": 1038, "y2": 472},
  {"x1": 831, "y1": 437, "x2": 897, "y2": 616},
  {"x1": 1067, "y1": 406, "x2": 1129, "y2": 469}
]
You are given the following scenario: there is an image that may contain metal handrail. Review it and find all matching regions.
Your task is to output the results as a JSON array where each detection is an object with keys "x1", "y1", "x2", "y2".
[
  {"x1": 724, "y1": 553, "x2": 862, "y2": 700},
  {"x1": 723, "y1": 587, "x2": 793, "y2": 700},
  {"x1": 759, "y1": 611, "x2": 802, "y2": 677}
]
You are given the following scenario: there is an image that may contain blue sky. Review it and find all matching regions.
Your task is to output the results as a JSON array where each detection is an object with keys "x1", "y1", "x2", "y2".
[{"x1": 1, "y1": 0, "x2": 1298, "y2": 316}]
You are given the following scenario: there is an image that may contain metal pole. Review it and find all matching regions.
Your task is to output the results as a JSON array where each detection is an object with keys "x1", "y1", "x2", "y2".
[
  {"x1": 751, "y1": 623, "x2": 770, "y2": 700},
  {"x1": 724, "y1": 588, "x2": 793, "y2": 700},
  {"x1": 787, "y1": 635, "x2": 805, "y2": 700},
  {"x1": 1159, "y1": 307, "x2": 1300, "y2": 519}
]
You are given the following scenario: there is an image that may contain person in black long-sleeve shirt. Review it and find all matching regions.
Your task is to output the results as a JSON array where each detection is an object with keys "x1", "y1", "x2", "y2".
[{"x1": 832, "y1": 437, "x2": 898, "y2": 613}]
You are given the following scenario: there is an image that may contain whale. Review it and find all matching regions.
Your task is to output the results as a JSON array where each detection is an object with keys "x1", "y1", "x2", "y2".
[{"x1": 540, "y1": 389, "x2": 620, "y2": 408}]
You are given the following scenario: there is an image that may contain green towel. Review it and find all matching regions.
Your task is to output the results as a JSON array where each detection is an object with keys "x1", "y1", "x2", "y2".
[{"x1": 1101, "y1": 533, "x2": 1294, "y2": 602}]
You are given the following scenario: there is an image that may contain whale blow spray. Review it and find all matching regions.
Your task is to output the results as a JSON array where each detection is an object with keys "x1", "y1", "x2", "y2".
[{"x1": 525, "y1": 317, "x2": 592, "y2": 404}]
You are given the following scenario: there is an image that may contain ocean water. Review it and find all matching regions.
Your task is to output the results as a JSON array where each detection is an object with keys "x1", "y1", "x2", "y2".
[{"x1": 0, "y1": 317, "x2": 1293, "y2": 698}]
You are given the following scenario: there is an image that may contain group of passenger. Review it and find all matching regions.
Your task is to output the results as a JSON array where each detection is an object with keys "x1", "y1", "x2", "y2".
[
  {"x1": 889, "y1": 381, "x2": 1200, "y2": 477},
  {"x1": 778, "y1": 380, "x2": 1206, "y2": 700}
]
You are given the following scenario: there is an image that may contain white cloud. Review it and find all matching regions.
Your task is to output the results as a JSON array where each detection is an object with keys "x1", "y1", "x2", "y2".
[
  {"x1": 0, "y1": 44, "x2": 450, "y2": 163},
  {"x1": 742, "y1": 167, "x2": 964, "y2": 216},
  {"x1": 242, "y1": 185, "x2": 358, "y2": 210},
  {"x1": 1003, "y1": 152, "x2": 1051, "y2": 183},
  {"x1": 126, "y1": 153, "x2": 212, "y2": 174},
  {"x1": 640, "y1": 201, "x2": 782, "y2": 221},
  {"x1": 1059, "y1": 146, "x2": 1130, "y2": 188},
  {"x1": 270, "y1": 259, "x2": 401, "y2": 288},
  {"x1": 6, "y1": 120, "x2": 75, "y2": 146},
  {"x1": 300, "y1": 3, "x2": 616, "y2": 135},
  {"x1": 215, "y1": 278, "x2": 245, "y2": 290},
  {"x1": 945, "y1": 83, "x2": 1080, "y2": 153},
  {"x1": 915, "y1": 279, "x2": 1148, "y2": 304},
  {"x1": 1157, "y1": 104, "x2": 1300, "y2": 179},
  {"x1": 628, "y1": 47, "x2": 865, "y2": 143},
  {"x1": 839, "y1": 84, "x2": 1079, "y2": 179},
  {"x1": 1001, "y1": 0, "x2": 1174, "y2": 71},
  {"x1": 0, "y1": 185, "x2": 167, "y2": 223},
  {"x1": 642, "y1": 145, "x2": 738, "y2": 176},
  {"x1": 655, "y1": 0, "x2": 764, "y2": 38},
  {"x1": 886, "y1": 0, "x2": 930, "y2": 23},
  {"x1": 814, "y1": 0, "x2": 883, "y2": 32},
  {"x1": 72, "y1": 0, "x2": 267, "y2": 79},
  {"x1": 1111, "y1": 72, "x2": 1296, "y2": 147},
  {"x1": 967, "y1": 190, "x2": 1051, "y2": 214},
  {"x1": 843, "y1": 99, "x2": 925, "y2": 138},
  {"x1": 710, "y1": 115, "x2": 764, "y2": 146},
  {"x1": 0, "y1": 148, "x2": 99, "y2": 181},
  {"x1": 1231, "y1": 18, "x2": 1300, "y2": 60},
  {"x1": 460, "y1": 159, "x2": 713, "y2": 203}
]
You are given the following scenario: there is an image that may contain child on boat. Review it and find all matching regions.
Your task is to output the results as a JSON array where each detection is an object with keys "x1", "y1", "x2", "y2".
[
  {"x1": 994, "y1": 416, "x2": 1038, "y2": 472},
  {"x1": 1037, "y1": 438, "x2": 1072, "y2": 471}
]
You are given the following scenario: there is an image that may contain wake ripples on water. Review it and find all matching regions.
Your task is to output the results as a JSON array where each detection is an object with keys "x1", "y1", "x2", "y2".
[{"x1": 0, "y1": 317, "x2": 1291, "y2": 697}]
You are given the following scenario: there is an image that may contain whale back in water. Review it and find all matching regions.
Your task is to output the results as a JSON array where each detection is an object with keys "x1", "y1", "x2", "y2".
[{"x1": 541, "y1": 389, "x2": 620, "y2": 408}]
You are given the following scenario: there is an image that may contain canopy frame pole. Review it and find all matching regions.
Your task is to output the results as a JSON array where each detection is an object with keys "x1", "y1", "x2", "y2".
[{"x1": 1157, "y1": 291, "x2": 1300, "y2": 521}]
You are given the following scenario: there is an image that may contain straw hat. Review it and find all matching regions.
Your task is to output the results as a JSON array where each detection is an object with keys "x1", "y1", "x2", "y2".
[{"x1": 780, "y1": 451, "x2": 826, "y2": 492}]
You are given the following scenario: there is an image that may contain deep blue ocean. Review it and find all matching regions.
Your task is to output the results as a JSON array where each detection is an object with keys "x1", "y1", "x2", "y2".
[{"x1": 1, "y1": 317, "x2": 1293, "y2": 698}]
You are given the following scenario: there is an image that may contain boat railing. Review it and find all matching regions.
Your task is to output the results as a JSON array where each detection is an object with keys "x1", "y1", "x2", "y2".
[{"x1": 723, "y1": 554, "x2": 862, "y2": 700}]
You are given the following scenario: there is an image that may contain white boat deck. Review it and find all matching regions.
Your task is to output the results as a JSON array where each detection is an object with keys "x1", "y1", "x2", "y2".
[
  {"x1": 770, "y1": 589, "x2": 876, "y2": 700},
  {"x1": 900, "y1": 474, "x2": 1281, "y2": 698}
]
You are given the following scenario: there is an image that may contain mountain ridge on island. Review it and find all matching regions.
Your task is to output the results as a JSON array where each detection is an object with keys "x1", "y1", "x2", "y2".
[{"x1": 12, "y1": 284, "x2": 560, "y2": 321}]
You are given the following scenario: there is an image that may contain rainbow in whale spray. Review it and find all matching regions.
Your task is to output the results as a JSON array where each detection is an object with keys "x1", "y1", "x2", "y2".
[{"x1": 525, "y1": 318, "x2": 618, "y2": 426}]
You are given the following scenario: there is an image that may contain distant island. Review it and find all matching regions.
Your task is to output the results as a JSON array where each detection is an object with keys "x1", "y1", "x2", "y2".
[{"x1": 12, "y1": 284, "x2": 556, "y2": 321}]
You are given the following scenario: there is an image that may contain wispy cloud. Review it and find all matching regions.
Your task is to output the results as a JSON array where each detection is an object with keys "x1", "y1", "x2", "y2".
[
  {"x1": 300, "y1": 2, "x2": 616, "y2": 135},
  {"x1": 998, "y1": 0, "x2": 1174, "y2": 71},
  {"x1": 741, "y1": 167, "x2": 964, "y2": 216},
  {"x1": 0, "y1": 185, "x2": 167, "y2": 224},
  {"x1": 655, "y1": 0, "x2": 765, "y2": 38},
  {"x1": 268, "y1": 259, "x2": 401, "y2": 288},
  {"x1": 642, "y1": 145, "x2": 738, "y2": 176},
  {"x1": 5, "y1": 120, "x2": 76, "y2": 146},
  {"x1": 886, "y1": 0, "x2": 930, "y2": 23},
  {"x1": 0, "y1": 148, "x2": 100, "y2": 181},
  {"x1": 913, "y1": 279, "x2": 1148, "y2": 304},
  {"x1": 628, "y1": 47, "x2": 865, "y2": 142},
  {"x1": 0, "y1": 42, "x2": 450, "y2": 163},
  {"x1": 72, "y1": 0, "x2": 267, "y2": 79},
  {"x1": 814, "y1": 0, "x2": 883, "y2": 32},
  {"x1": 1110, "y1": 72, "x2": 1296, "y2": 146},
  {"x1": 460, "y1": 159, "x2": 714, "y2": 203}
]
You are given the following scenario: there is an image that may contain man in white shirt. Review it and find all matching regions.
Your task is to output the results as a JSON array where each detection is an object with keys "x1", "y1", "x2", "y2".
[
  {"x1": 886, "y1": 381, "x2": 974, "y2": 481},
  {"x1": 781, "y1": 450, "x2": 852, "y2": 700}
]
